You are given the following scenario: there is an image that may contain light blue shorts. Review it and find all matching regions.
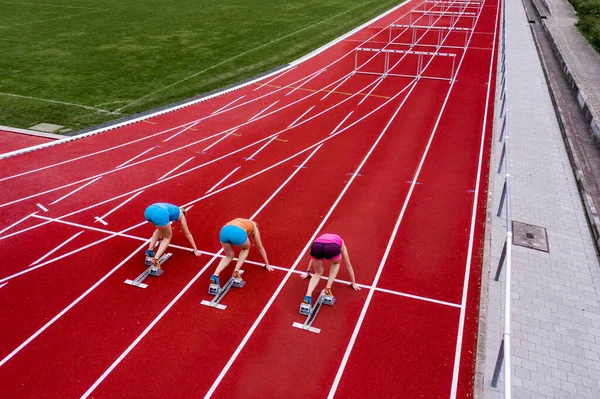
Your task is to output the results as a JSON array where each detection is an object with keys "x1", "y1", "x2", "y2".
[
  {"x1": 144, "y1": 204, "x2": 170, "y2": 227},
  {"x1": 219, "y1": 225, "x2": 248, "y2": 246}
]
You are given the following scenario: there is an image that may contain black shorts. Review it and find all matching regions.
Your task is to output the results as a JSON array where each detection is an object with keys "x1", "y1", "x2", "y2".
[{"x1": 310, "y1": 241, "x2": 341, "y2": 260}]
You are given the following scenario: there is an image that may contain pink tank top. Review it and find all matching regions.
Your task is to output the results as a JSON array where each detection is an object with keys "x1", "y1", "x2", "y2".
[{"x1": 314, "y1": 233, "x2": 343, "y2": 247}]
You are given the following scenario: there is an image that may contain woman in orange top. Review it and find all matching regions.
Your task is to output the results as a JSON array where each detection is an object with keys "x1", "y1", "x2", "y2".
[{"x1": 210, "y1": 218, "x2": 272, "y2": 287}]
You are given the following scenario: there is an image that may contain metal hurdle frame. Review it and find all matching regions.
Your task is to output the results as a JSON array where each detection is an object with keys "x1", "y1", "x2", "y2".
[
  {"x1": 421, "y1": 0, "x2": 484, "y2": 14},
  {"x1": 388, "y1": 23, "x2": 471, "y2": 49},
  {"x1": 409, "y1": 10, "x2": 478, "y2": 29},
  {"x1": 354, "y1": 47, "x2": 457, "y2": 82}
]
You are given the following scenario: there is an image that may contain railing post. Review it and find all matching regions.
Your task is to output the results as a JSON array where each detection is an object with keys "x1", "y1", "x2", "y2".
[
  {"x1": 494, "y1": 238, "x2": 508, "y2": 281},
  {"x1": 497, "y1": 180, "x2": 507, "y2": 217},
  {"x1": 491, "y1": 339, "x2": 505, "y2": 387}
]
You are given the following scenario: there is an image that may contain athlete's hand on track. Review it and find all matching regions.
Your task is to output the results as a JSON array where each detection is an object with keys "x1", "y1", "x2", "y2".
[
  {"x1": 192, "y1": 249, "x2": 201, "y2": 256},
  {"x1": 350, "y1": 282, "x2": 361, "y2": 291},
  {"x1": 264, "y1": 264, "x2": 274, "y2": 272},
  {"x1": 300, "y1": 272, "x2": 311, "y2": 279}
]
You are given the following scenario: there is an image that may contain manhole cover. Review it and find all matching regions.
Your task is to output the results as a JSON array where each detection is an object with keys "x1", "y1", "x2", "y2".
[{"x1": 512, "y1": 221, "x2": 549, "y2": 252}]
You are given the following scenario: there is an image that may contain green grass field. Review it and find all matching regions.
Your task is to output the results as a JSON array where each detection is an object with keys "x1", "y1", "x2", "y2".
[{"x1": 0, "y1": 0, "x2": 402, "y2": 132}]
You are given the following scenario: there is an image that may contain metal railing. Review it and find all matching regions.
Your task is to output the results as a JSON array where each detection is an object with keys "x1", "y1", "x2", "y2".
[{"x1": 491, "y1": 0, "x2": 512, "y2": 397}]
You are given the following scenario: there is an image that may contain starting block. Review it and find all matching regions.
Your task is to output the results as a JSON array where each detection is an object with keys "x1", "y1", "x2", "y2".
[
  {"x1": 293, "y1": 290, "x2": 335, "y2": 334},
  {"x1": 145, "y1": 253, "x2": 171, "y2": 267},
  {"x1": 124, "y1": 253, "x2": 172, "y2": 289},
  {"x1": 201, "y1": 270, "x2": 244, "y2": 310}
]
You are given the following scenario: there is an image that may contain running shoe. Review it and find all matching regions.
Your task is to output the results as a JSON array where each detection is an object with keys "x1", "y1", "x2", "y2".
[
  {"x1": 323, "y1": 288, "x2": 333, "y2": 297},
  {"x1": 145, "y1": 249, "x2": 155, "y2": 257},
  {"x1": 210, "y1": 275, "x2": 220, "y2": 287},
  {"x1": 303, "y1": 295, "x2": 312, "y2": 306},
  {"x1": 151, "y1": 257, "x2": 162, "y2": 270},
  {"x1": 232, "y1": 270, "x2": 243, "y2": 280}
]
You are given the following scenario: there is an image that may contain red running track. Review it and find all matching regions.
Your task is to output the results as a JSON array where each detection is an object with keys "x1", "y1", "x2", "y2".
[
  {"x1": 0, "y1": 130, "x2": 54, "y2": 156},
  {"x1": 0, "y1": 0, "x2": 499, "y2": 397}
]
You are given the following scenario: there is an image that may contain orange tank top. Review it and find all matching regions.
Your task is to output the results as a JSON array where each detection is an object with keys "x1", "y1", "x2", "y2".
[{"x1": 227, "y1": 218, "x2": 255, "y2": 235}]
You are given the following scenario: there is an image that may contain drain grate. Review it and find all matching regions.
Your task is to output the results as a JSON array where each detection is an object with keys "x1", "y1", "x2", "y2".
[{"x1": 512, "y1": 221, "x2": 549, "y2": 252}]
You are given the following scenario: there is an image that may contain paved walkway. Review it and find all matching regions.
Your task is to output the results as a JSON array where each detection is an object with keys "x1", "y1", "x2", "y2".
[{"x1": 480, "y1": 0, "x2": 600, "y2": 397}]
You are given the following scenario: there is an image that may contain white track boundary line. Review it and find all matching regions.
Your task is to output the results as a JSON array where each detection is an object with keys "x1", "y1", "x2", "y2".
[
  {"x1": 253, "y1": 67, "x2": 296, "y2": 91},
  {"x1": 450, "y1": 0, "x2": 498, "y2": 397},
  {"x1": 36, "y1": 204, "x2": 48, "y2": 212},
  {"x1": 205, "y1": 167, "x2": 241, "y2": 194},
  {"x1": 321, "y1": 74, "x2": 353, "y2": 101},
  {"x1": 0, "y1": 282, "x2": 7, "y2": 289},
  {"x1": 248, "y1": 101, "x2": 279, "y2": 121},
  {"x1": 0, "y1": 76, "x2": 409, "y2": 245},
  {"x1": 95, "y1": 190, "x2": 145, "y2": 224},
  {"x1": 201, "y1": 129, "x2": 238, "y2": 152},
  {"x1": 288, "y1": 106, "x2": 315, "y2": 128},
  {"x1": 0, "y1": 241, "x2": 148, "y2": 368},
  {"x1": 0, "y1": 212, "x2": 37, "y2": 235},
  {"x1": 79, "y1": 145, "x2": 324, "y2": 399},
  {"x1": 115, "y1": 147, "x2": 155, "y2": 169},
  {"x1": 30, "y1": 231, "x2": 85, "y2": 266},
  {"x1": 245, "y1": 136, "x2": 278, "y2": 161},
  {"x1": 157, "y1": 157, "x2": 195, "y2": 181},
  {"x1": 285, "y1": 69, "x2": 326, "y2": 96},
  {"x1": 204, "y1": 79, "x2": 420, "y2": 399},
  {"x1": 328, "y1": 3, "x2": 489, "y2": 397},
  {"x1": 330, "y1": 111, "x2": 354, "y2": 135},
  {"x1": 49, "y1": 177, "x2": 102, "y2": 205},
  {"x1": 211, "y1": 95, "x2": 245, "y2": 114},
  {"x1": 162, "y1": 121, "x2": 201, "y2": 142}
]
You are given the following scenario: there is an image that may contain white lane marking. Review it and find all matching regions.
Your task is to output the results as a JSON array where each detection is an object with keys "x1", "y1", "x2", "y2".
[
  {"x1": 0, "y1": 241, "x2": 147, "y2": 368},
  {"x1": 201, "y1": 129, "x2": 238, "y2": 153},
  {"x1": 36, "y1": 204, "x2": 48, "y2": 212},
  {"x1": 30, "y1": 231, "x2": 85, "y2": 266},
  {"x1": 358, "y1": 77, "x2": 384, "y2": 106},
  {"x1": 288, "y1": 106, "x2": 315, "y2": 128},
  {"x1": 157, "y1": 157, "x2": 195, "y2": 181},
  {"x1": 115, "y1": 147, "x2": 155, "y2": 168},
  {"x1": 245, "y1": 136, "x2": 279, "y2": 161},
  {"x1": 204, "y1": 80, "x2": 419, "y2": 399},
  {"x1": 253, "y1": 68, "x2": 296, "y2": 91},
  {"x1": 0, "y1": 212, "x2": 37, "y2": 235},
  {"x1": 321, "y1": 74, "x2": 352, "y2": 101},
  {"x1": 328, "y1": 5, "x2": 490, "y2": 397},
  {"x1": 79, "y1": 145, "x2": 323, "y2": 399},
  {"x1": 285, "y1": 69, "x2": 326, "y2": 96},
  {"x1": 94, "y1": 190, "x2": 145, "y2": 224},
  {"x1": 450, "y1": 2, "x2": 498, "y2": 397},
  {"x1": 49, "y1": 177, "x2": 102, "y2": 205},
  {"x1": 329, "y1": 111, "x2": 354, "y2": 136},
  {"x1": 162, "y1": 121, "x2": 201, "y2": 142},
  {"x1": 211, "y1": 96, "x2": 245, "y2": 114},
  {"x1": 205, "y1": 167, "x2": 241, "y2": 194},
  {"x1": 248, "y1": 101, "x2": 279, "y2": 121},
  {"x1": 94, "y1": 217, "x2": 109, "y2": 226}
]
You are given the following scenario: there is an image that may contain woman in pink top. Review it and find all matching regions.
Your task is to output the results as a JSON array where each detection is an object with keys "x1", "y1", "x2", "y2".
[{"x1": 300, "y1": 233, "x2": 360, "y2": 306}]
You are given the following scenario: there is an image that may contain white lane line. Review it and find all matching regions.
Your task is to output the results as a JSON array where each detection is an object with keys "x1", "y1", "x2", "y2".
[
  {"x1": 358, "y1": 77, "x2": 384, "y2": 106},
  {"x1": 0, "y1": 282, "x2": 7, "y2": 289},
  {"x1": 115, "y1": 147, "x2": 155, "y2": 169},
  {"x1": 328, "y1": 7, "x2": 488, "y2": 398},
  {"x1": 36, "y1": 204, "x2": 48, "y2": 212},
  {"x1": 245, "y1": 136, "x2": 279, "y2": 161},
  {"x1": 253, "y1": 67, "x2": 296, "y2": 91},
  {"x1": 201, "y1": 129, "x2": 238, "y2": 153},
  {"x1": 249, "y1": 101, "x2": 279, "y2": 121},
  {"x1": 204, "y1": 81, "x2": 419, "y2": 399},
  {"x1": 0, "y1": 212, "x2": 37, "y2": 235},
  {"x1": 49, "y1": 177, "x2": 102, "y2": 205},
  {"x1": 211, "y1": 96, "x2": 245, "y2": 114},
  {"x1": 205, "y1": 167, "x2": 241, "y2": 194},
  {"x1": 288, "y1": 106, "x2": 315, "y2": 128},
  {"x1": 0, "y1": 76, "x2": 393, "y2": 244},
  {"x1": 329, "y1": 111, "x2": 354, "y2": 136},
  {"x1": 450, "y1": 2, "x2": 498, "y2": 397},
  {"x1": 79, "y1": 145, "x2": 323, "y2": 399},
  {"x1": 0, "y1": 241, "x2": 147, "y2": 368},
  {"x1": 157, "y1": 157, "x2": 195, "y2": 181},
  {"x1": 321, "y1": 74, "x2": 352, "y2": 101},
  {"x1": 285, "y1": 69, "x2": 326, "y2": 96},
  {"x1": 162, "y1": 121, "x2": 201, "y2": 142},
  {"x1": 94, "y1": 190, "x2": 145, "y2": 224},
  {"x1": 30, "y1": 231, "x2": 85, "y2": 266},
  {"x1": 94, "y1": 217, "x2": 109, "y2": 226}
]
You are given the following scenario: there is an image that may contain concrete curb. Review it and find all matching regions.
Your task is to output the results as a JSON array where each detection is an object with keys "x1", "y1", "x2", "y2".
[
  {"x1": 0, "y1": 125, "x2": 62, "y2": 140},
  {"x1": 527, "y1": 0, "x2": 600, "y2": 251}
]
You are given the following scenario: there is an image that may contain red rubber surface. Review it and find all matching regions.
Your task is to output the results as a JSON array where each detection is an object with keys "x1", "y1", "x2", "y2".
[
  {"x1": 0, "y1": 1, "x2": 499, "y2": 397},
  {"x1": 0, "y1": 130, "x2": 54, "y2": 155}
]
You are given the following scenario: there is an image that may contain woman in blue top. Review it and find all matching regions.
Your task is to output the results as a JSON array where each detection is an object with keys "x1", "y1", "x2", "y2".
[{"x1": 143, "y1": 203, "x2": 201, "y2": 268}]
